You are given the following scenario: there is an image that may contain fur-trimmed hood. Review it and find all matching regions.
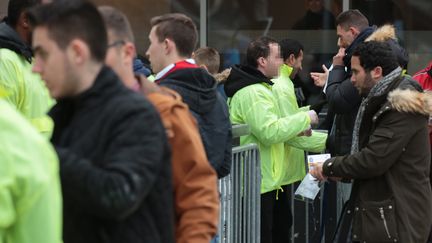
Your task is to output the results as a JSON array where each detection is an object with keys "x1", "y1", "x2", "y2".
[
  {"x1": 213, "y1": 68, "x2": 231, "y2": 84},
  {"x1": 365, "y1": 24, "x2": 396, "y2": 42},
  {"x1": 388, "y1": 89, "x2": 432, "y2": 116},
  {"x1": 365, "y1": 24, "x2": 408, "y2": 69}
]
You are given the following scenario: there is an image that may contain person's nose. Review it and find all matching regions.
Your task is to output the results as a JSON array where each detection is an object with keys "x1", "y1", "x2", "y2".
[{"x1": 32, "y1": 58, "x2": 43, "y2": 74}]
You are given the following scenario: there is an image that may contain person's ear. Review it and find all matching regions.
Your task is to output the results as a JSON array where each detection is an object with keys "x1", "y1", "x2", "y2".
[
  {"x1": 257, "y1": 56, "x2": 266, "y2": 68},
  {"x1": 371, "y1": 66, "x2": 383, "y2": 80},
  {"x1": 288, "y1": 54, "x2": 296, "y2": 66},
  {"x1": 349, "y1": 26, "x2": 360, "y2": 36},
  {"x1": 67, "y1": 39, "x2": 89, "y2": 65},
  {"x1": 122, "y1": 42, "x2": 136, "y2": 64},
  {"x1": 164, "y1": 38, "x2": 174, "y2": 55},
  {"x1": 19, "y1": 12, "x2": 31, "y2": 30}
]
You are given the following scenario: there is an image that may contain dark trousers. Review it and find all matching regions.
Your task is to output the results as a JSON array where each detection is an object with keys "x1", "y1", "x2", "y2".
[{"x1": 261, "y1": 185, "x2": 293, "y2": 243}]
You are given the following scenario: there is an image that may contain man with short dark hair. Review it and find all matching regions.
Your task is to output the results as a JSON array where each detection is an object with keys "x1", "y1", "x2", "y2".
[
  {"x1": 311, "y1": 41, "x2": 432, "y2": 243},
  {"x1": 271, "y1": 38, "x2": 327, "y2": 195},
  {"x1": 0, "y1": 0, "x2": 53, "y2": 136},
  {"x1": 224, "y1": 36, "x2": 319, "y2": 243},
  {"x1": 312, "y1": 9, "x2": 375, "y2": 157},
  {"x1": 28, "y1": 1, "x2": 174, "y2": 242},
  {"x1": 146, "y1": 13, "x2": 232, "y2": 179},
  {"x1": 310, "y1": 10, "x2": 375, "y2": 212},
  {"x1": 100, "y1": 6, "x2": 219, "y2": 243}
]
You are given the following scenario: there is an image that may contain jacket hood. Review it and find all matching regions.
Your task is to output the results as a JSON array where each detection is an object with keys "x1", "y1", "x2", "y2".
[
  {"x1": 213, "y1": 68, "x2": 232, "y2": 84},
  {"x1": 224, "y1": 64, "x2": 273, "y2": 97},
  {"x1": 365, "y1": 24, "x2": 396, "y2": 42},
  {"x1": 365, "y1": 24, "x2": 408, "y2": 69},
  {"x1": 0, "y1": 22, "x2": 32, "y2": 63},
  {"x1": 160, "y1": 67, "x2": 217, "y2": 115},
  {"x1": 388, "y1": 88, "x2": 432, "y2": 116}
]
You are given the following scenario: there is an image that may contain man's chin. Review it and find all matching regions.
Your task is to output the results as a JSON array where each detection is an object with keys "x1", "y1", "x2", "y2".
[{"x1": 359, "y1": 90, "x2": 368, "y2": 97}]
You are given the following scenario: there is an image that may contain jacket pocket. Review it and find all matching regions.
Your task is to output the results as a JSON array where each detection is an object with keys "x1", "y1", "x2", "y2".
[{"x1": 352, "y1": 199, "x2": 399, "y2": 242}]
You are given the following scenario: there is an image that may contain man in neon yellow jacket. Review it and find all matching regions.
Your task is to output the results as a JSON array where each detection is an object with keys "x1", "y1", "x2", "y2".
[
  {"x1": 0, "y1": 0, "x2": 53, "y2": 136},
  {"x1": 0, "y1": 96, "x2": 62, "y2": 243},
  {"x1": 224, "y1": 36, "x2": 323, "y2": 243},
  {"x1": 272, "y1": 39, "x2": 327, "y2": 186}
]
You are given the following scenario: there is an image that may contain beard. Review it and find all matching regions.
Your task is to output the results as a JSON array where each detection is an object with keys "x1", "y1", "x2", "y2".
[
  {"x1": 359, "y1": 73, "x2": 376, "y2": 97},
  {"x1": 290, "y1": 69, "x2": 298, "y2": 80}
]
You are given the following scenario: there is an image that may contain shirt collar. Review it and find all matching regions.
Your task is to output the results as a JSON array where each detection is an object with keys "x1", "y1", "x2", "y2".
[
  {"x1": 279, "y1": 64, "x2": 293, "y2": 78},
  {"x1": 155, "y1": 59, "x2": 196, "y2": 80}
]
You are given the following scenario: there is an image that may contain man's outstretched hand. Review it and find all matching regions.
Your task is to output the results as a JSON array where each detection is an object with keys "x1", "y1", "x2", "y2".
[{"x1": 311, "y1": 64, "x2": 329, "y2": 87}]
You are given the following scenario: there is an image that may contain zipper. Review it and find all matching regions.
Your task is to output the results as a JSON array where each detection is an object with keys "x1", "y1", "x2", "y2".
[{"x1": 379, "y1": 207, "x2": 391, "y2": 239}]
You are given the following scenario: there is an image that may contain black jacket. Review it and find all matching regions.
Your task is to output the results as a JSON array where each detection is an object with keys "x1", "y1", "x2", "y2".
[
  {"x1": 0, "y1": 21, "x2": 33, "y2": 62},
  {"x1": 326, "y1": 26, "x2": 375, "y2": 156},
  {"x1": 159, "y1": 67, "x2": 232, "y2": 178},
  {"x1": 50, "y1": 67, "x2": 174, "y2": 243}
]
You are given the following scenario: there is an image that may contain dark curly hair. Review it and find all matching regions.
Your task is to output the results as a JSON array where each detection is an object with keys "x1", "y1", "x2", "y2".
[{"x1": 352, "y1": 41, "x2": 399, "y2": 76}]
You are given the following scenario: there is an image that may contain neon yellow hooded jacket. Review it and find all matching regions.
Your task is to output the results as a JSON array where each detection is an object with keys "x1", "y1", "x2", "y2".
[
  {"x1": 0, "y1": 99, "x2": 62, "y2": 243},
  {"x1": 0, "y1": 22, "x2": 54, "y2": 137},
  {"x1": 272, "y1": 64, "x2": 327, "y2": 185},
  {"x1": 227, "y1": 65, "x2": 313, "y2": 193},
  {"x1": 0, "y1": 46, "x2": 54, "y2": 135}
]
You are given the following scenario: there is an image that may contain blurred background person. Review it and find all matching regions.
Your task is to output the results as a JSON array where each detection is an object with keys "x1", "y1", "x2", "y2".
[
  {"x1": 0, "y1": 90, "x2": 62, "y2": 243},
  {"x1": 147, "y1": 13, "x2": 232, "y2": 179},
  {"x1": 0, "y1": 0, "x2": 53, "y2": 136},
  {"x1": 29, "y1": 1, "x2": 174, "y2": 242},
  {"x1": 99, "y1": 6, "x2": 219, "y2": 243},
  {"x1": 292, "y1": 0, "x2": 335, "y2": 30}
]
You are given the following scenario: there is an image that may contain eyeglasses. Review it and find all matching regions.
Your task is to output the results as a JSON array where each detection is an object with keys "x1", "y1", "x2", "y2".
[{"x1": 107, "y1": 40, "x2": 126, "y2": 48}]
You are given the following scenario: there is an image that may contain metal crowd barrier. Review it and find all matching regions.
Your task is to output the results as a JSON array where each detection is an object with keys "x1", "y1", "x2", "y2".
[
  {"x1": 217, "y1": 124, "x2": 261, "y2": 243},
  {"x1": 217, "y1": 126, "x2": 343, "y2": 243},
  {"x1": 287, "y1": 129, "x2": 346, "y2": 243},
  {"x1": 287, "y1": 172, "x2": 347, "y2": 243}
]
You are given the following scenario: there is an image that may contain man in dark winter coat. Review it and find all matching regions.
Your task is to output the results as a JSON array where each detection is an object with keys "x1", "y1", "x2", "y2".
[
  {"x1": 311, "y1": 41, "x2": 432, "y2": 243},
  {"x1": 146, "y1": 13, "x2": 232, "y2": 178},
  {"x1": 28, "y1": 1, "x2": 174, "y2": 243},
  {"x1": 312, "y1": 9, "x2": 375, "y2": 157}
]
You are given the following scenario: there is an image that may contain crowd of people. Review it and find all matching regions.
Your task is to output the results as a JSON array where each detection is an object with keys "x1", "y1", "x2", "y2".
[{"x1": 0, "y1": 0, "x2": 431, "y2": 243}]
